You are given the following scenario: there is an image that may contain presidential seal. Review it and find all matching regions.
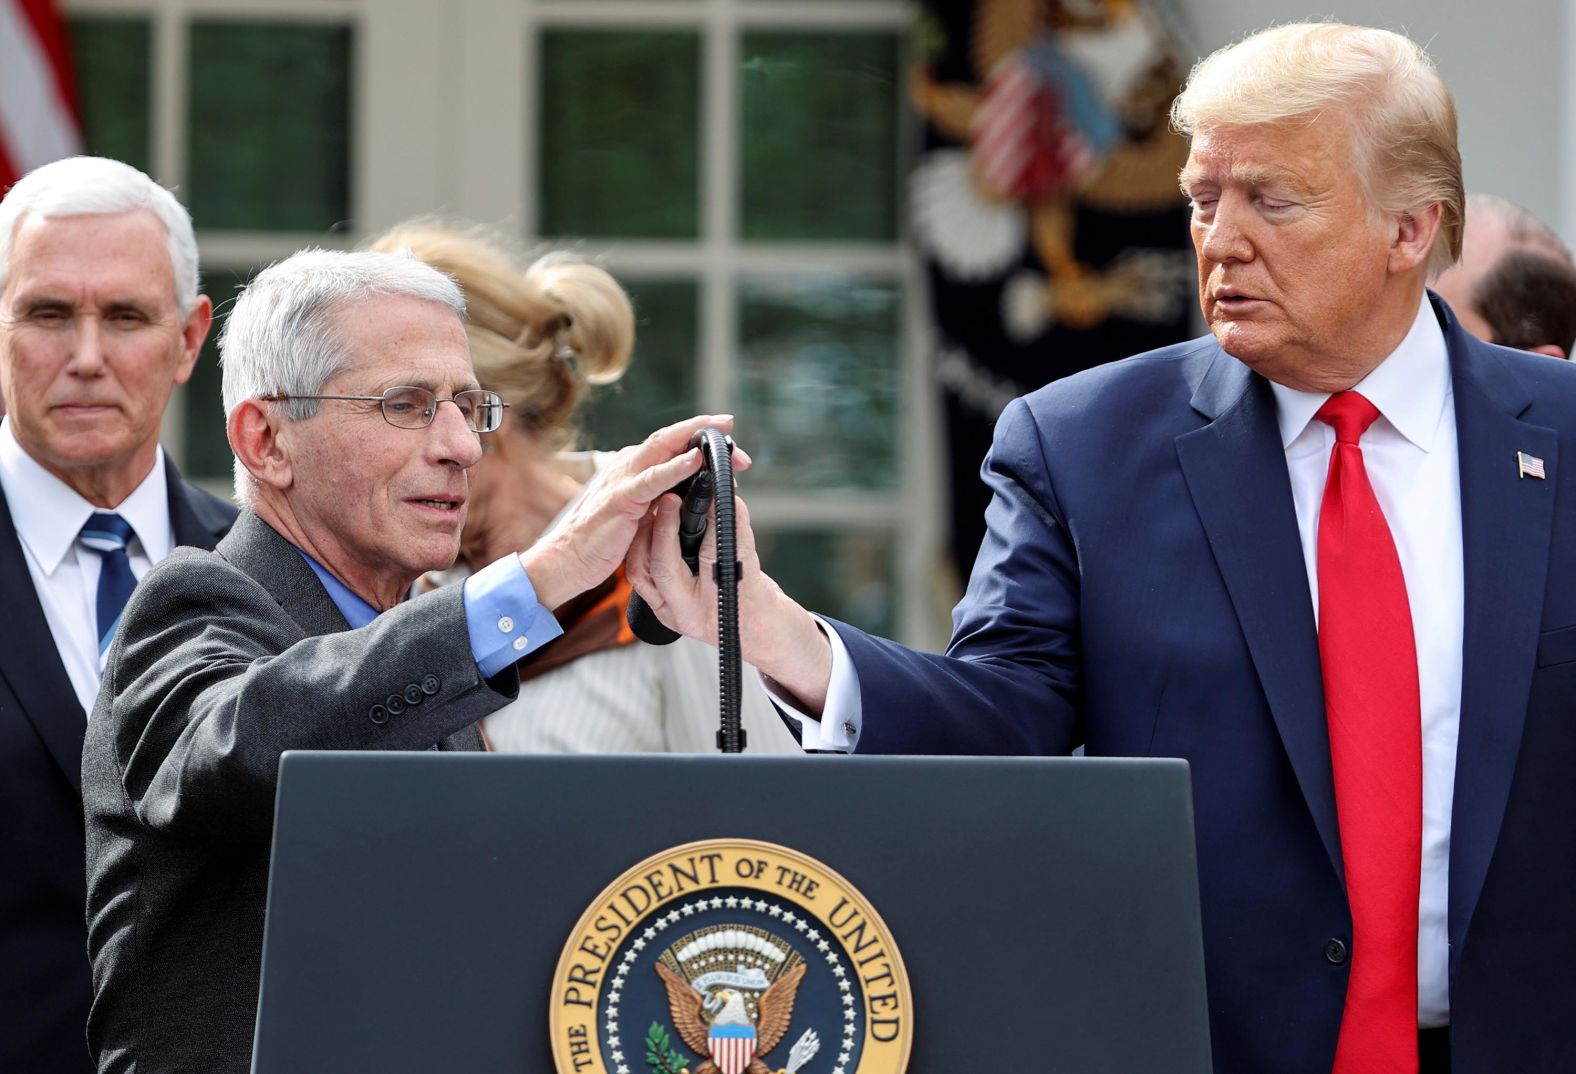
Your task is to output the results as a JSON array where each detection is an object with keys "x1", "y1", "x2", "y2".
[{"x1": 550, "y1": 839, "x2": 912, "y2": 1074}]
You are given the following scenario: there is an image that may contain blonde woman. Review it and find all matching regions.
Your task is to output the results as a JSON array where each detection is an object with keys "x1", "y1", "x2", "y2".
[{"x1": 372, "y1": 222, "x2": 800, "y2": 754}]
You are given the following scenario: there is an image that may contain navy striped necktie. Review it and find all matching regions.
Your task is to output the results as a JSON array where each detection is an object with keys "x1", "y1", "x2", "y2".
[{"x1": 78, "y1": 512, "x2": 137, "y2": 661}]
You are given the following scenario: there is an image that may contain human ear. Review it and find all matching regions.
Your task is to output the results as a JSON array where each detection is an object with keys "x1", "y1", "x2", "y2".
[
  {"x1": 1388, "y1": 203, "x2": 1443, "y2": 276},
  {"x1": 172, "y1": 295, "x2": 214, "y2": 385},
  {"x1": 227, "y1": 399, "x2": 293, "y2": 492}
]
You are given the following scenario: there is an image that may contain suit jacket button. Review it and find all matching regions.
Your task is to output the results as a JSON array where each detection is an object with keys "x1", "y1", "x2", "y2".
[
  {"x1": 369, "y1": 704, "x2": 389, "y2": 725},
  {"x1": 421, "y1": 674, "x2": 441, "y2": 696},
  {"x1": 386, "y1": 694, "x2": 406, "y2": 716},
  {"x1": 404, "y1": 684, "x2": 423, "y2": 705},
  {"x1": 1324, "y1": 938, "x2": 1349, "y2": 965}
]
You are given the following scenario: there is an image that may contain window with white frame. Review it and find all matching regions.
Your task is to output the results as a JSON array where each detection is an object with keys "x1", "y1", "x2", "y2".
[{"x1": 65, "y1": 0, "x2": 943, "y2": 647}]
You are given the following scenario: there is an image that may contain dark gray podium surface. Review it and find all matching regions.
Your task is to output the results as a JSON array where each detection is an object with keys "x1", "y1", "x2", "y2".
[{"x1": 253, "y1": 753, "x2": 1210, "y2": 1073}]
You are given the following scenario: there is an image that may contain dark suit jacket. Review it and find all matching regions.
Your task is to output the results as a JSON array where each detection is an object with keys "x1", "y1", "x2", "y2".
[
  {"x1": 0, "y1": 457, "x2": 233, "y2": 1074},
  {"x1": 81, "y1": 509, "x2": 508, "y2": 1074},
  {"x1": 834, "y1": 296, "x2": 1576, "y2": 1073}
]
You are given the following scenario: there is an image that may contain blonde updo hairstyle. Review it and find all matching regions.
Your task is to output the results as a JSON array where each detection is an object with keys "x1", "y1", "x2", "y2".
[
  {"x1": 1171, "y1": 22, "x2": 1464, "y2": 278},
  {"x1": 371, "y1": 222, "x2": 634, "y2": 448}
]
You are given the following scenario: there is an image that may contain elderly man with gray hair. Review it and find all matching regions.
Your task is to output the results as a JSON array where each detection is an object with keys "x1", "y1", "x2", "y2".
[
  {"x1": 631, "y1": 22, "x2": 1576, "y2": 1074},
  {"x1": 0, "y1": 156, "x2": 236, "y2": 1074},
  {"x1": 81, "y1": 247, "x2": 733, "y2": 1073}
]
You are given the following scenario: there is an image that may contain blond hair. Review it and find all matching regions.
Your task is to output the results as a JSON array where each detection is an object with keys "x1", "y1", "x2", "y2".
[
  {"x1": 370, "y1": 222, "x2": 634, "y2": 447},
  {"x1": 1171, "y1": 22, "x2": 1464, "y2": 277}
]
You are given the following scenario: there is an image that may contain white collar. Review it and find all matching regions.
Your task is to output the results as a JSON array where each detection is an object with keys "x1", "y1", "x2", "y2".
[
  {"x1": 0, "y1": 418, "x2": 172, "y2": 574},
  {"x1": 1270, "y1": 292, "x2": 1451, "y2": 452}
]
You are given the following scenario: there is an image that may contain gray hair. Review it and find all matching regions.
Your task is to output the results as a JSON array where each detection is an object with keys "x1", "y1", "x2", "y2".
[
  {"x1": 0, "y1": 156, "x2": 201, "y2": 316},
  {"x1": 1172, "y1": 22, "x2": 1464, "y2": 277},
  {"x1": 219, "y1": 247, "x2": 466, "y2": 502}
]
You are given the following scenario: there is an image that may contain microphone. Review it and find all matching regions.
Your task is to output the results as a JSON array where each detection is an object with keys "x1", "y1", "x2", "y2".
[
  {"x1": 625, "y1": 428, "x2": 746, "y2": 753},
  {"x1": 625, "y1": 469, "x2": 714, "y2": 645}
]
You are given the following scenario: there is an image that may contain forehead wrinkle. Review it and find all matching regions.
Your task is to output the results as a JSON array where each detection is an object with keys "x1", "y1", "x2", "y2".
[
  {"x1": 378, "y1": 371, "x2": 482, "y2": 394},
  {"x1": 1182, "y1": 156, "x2": 1302, "y2": 190},
  {"x1": 9, "y1": 270, "x2": 173, "y2": 309}
]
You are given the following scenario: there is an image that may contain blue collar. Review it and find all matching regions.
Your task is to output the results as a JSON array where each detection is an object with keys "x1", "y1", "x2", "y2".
[{"x1": 297, "y1": 550, "x2": 379, "y2": 628}]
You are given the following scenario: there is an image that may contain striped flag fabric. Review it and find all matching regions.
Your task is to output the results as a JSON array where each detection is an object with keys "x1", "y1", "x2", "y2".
[
  {"x1": 0, "y1": 0, "x2": 82, "y2": 191},
  {"x1": 1517, "y1": 451, "x2": 1546, "y2": 480}
]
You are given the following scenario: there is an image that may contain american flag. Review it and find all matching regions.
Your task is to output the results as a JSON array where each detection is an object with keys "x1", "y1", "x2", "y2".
[
  {"x1": 1518, "y1": 451, "x2": 1546, "y2": 480},
  {"x1": 971, "y1": 38, "x2": 1119, "y2": 203},
  {"x1": 0, "y1": 0, "x2": 82, "y2": 191}
]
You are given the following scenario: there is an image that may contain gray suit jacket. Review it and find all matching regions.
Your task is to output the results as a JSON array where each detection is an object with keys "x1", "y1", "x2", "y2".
[{"x1": 82, "y1": 510, "x2": 510, "y2": 1073}]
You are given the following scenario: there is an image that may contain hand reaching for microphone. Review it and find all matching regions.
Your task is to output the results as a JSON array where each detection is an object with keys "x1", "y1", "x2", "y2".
[
  {"x1": 623, "y1": 449, "x2": 835, "y2": 716},
  {"x1": 517, "y1": 415, "x2": 739, "y2": 612}
]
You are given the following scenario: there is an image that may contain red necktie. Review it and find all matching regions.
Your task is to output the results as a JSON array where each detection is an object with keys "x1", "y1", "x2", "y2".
[{"x1": 1316, "y1": 391, "x2": 1422, "y2": 1074}]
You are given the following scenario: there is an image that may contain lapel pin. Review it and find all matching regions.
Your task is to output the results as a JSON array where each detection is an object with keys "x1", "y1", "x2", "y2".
[{"x1": 1518, "y1": 451, "x2": 1546, "y2": 480}]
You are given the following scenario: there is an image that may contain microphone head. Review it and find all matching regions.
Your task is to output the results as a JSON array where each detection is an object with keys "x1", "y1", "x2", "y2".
[{"x1": 626, "y1": 590, "x2": 680, "y2": 646}]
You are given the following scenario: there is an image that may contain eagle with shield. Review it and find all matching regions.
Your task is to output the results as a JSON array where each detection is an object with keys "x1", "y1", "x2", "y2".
[{"x1": 653, "y1": 959, "x2": 809, "y2": 1074}]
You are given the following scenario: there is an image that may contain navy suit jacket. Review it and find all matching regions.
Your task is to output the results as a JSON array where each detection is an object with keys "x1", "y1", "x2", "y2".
[
  {"x1": 834, "y1": 297, "x2": 1576, "y2": 1073},
  {"x1": 0, "y1": 457, "x2": 234, "y2": 1074}
]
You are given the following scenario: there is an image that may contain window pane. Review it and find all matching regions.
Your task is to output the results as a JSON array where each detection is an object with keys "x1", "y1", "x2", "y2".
[
  {"x1": 187, "y1": 23, "x2": 353, "y2": 232},
  {"x1": 757, "y1": 529, "x2": 896, "y2": 636},
  {"x1": 538, "y1": 30, "x2": 700, "y2": 239},
  {"x1": 179, "y1": 267, "x2": 254, "y2": 482},
  {"x1": 737, "y1": 276, "x2": 901, "y2": 491},
  {"x1": 70, "y1": 17, "x2": 152, "y2": 173},
  {"x1": 740, "y1": 32, "x2": 900, "y2": 241},
  {"x1": 580, "y1": 279, "x2": 699, "y2": 449}
]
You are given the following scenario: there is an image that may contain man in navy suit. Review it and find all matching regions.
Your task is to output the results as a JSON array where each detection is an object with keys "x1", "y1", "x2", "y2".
[
  {"x1": 631, "y1": 23, "x2": 1576, "y2": 1074},
  {"x1": 0, "y1": 157, "x2": 235, "y2": 1073}
]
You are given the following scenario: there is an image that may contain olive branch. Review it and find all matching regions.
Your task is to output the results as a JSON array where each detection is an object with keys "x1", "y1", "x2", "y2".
[{"x1": 645, "y1": 1022, "x2": 690, "y2": 1074}]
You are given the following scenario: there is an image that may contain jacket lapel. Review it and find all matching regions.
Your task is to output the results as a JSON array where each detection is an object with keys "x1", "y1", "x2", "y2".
[
  {"x1": 0, "y1": 490, "x2": 88, "y2": 788},
  {"x1": 164, "y1": 457, "x2": 235, "y2": 550},
  {"x1": 218, "y1": 510, "x2": 352, "y2": 636},
  {"x1": 1444, "y1": 315, "x2": 1555, "y2": 952},
  {"x1": 1174, "y1": 348, "x2": 1342, "y2": 880}
]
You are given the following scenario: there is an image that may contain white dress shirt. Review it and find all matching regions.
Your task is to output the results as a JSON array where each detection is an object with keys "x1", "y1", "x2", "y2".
[
  {"x1": 778, "y1": 294, "x2": 1462, "y2": 1025},
  {"x1": 0, "y1": 418, "x2": 174, "y2": 716}
]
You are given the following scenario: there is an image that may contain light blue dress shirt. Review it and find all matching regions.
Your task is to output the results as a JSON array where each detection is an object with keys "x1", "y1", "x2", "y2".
[{"x1": 298, "y1": 550, "x2": 562, "y2": 675}]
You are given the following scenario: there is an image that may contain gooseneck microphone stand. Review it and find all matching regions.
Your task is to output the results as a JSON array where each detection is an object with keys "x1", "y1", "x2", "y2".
[{"x1": 626, "y1": 428, "x2": 746, "y2": 753}]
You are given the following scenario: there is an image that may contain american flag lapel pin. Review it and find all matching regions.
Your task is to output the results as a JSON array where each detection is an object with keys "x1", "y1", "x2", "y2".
[{"x1": 1518, "y1": 451, "x2": 1547, "y2": 480}]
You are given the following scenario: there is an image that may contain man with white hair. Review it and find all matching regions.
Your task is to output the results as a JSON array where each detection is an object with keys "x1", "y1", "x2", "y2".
[
  {"x1": 80, "y1": 247, "x2": 730, "y2": 1073},
  {"x1": 0, "y1": 156, "x2": 236, "y2": 1074},
  {"x1": 633, "y1": 23, "x2": 1576, "y2": 1073}
]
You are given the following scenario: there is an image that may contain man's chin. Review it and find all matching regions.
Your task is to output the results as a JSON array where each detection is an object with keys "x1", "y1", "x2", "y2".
[
  {"x1": 414, "y1": 534, "x2": 465, "y2": 577},
  {"x1": 1210, "y1": 322, "x2": 1280, "y2": 367}
]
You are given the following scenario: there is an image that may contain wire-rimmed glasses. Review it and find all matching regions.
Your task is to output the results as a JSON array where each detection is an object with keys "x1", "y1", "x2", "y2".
[{"x1": 260, "y1": 385, "x2": 508, "y2": 433}]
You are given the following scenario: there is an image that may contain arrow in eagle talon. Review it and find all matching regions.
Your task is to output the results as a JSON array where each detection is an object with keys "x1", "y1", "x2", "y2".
[{"x1": 785, "y1": 1028, "x2": 820, "y2": 1072}]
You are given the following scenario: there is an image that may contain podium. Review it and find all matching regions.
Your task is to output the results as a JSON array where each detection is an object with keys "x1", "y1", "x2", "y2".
[{"x1": 252, "y1": 753, "x2": 1212, "y2": 1073}]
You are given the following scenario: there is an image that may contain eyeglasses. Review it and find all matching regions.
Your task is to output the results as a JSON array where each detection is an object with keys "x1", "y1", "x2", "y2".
[{"x1": 260, "y1": 386, "x2": 508, "y2": 434}]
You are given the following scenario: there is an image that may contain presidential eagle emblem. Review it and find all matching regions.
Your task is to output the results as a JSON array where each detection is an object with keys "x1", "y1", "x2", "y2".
[
  {"x1": 653, "y1": 927, "x2": 812, "y2": 1074},
  {"x1": 550, "y1": 839, "x2": 912, "y2": 1074}
]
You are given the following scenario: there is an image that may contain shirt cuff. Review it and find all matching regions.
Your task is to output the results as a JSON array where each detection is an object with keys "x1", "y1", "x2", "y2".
[
  {"x1": 463, "y1": 554, "x2": 564, "y2": 679},
  {"x1": 761, "y1": 615, "x2": 861, "y2": 752}
]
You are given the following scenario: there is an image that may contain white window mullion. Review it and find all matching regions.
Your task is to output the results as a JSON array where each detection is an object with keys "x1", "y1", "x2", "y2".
[
  {"x1": 699, "y1": 0, "x2": 737, "y2": 417},
  {"x1": 155, "y1": 4, "x2": 187, "y2": 460}
]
